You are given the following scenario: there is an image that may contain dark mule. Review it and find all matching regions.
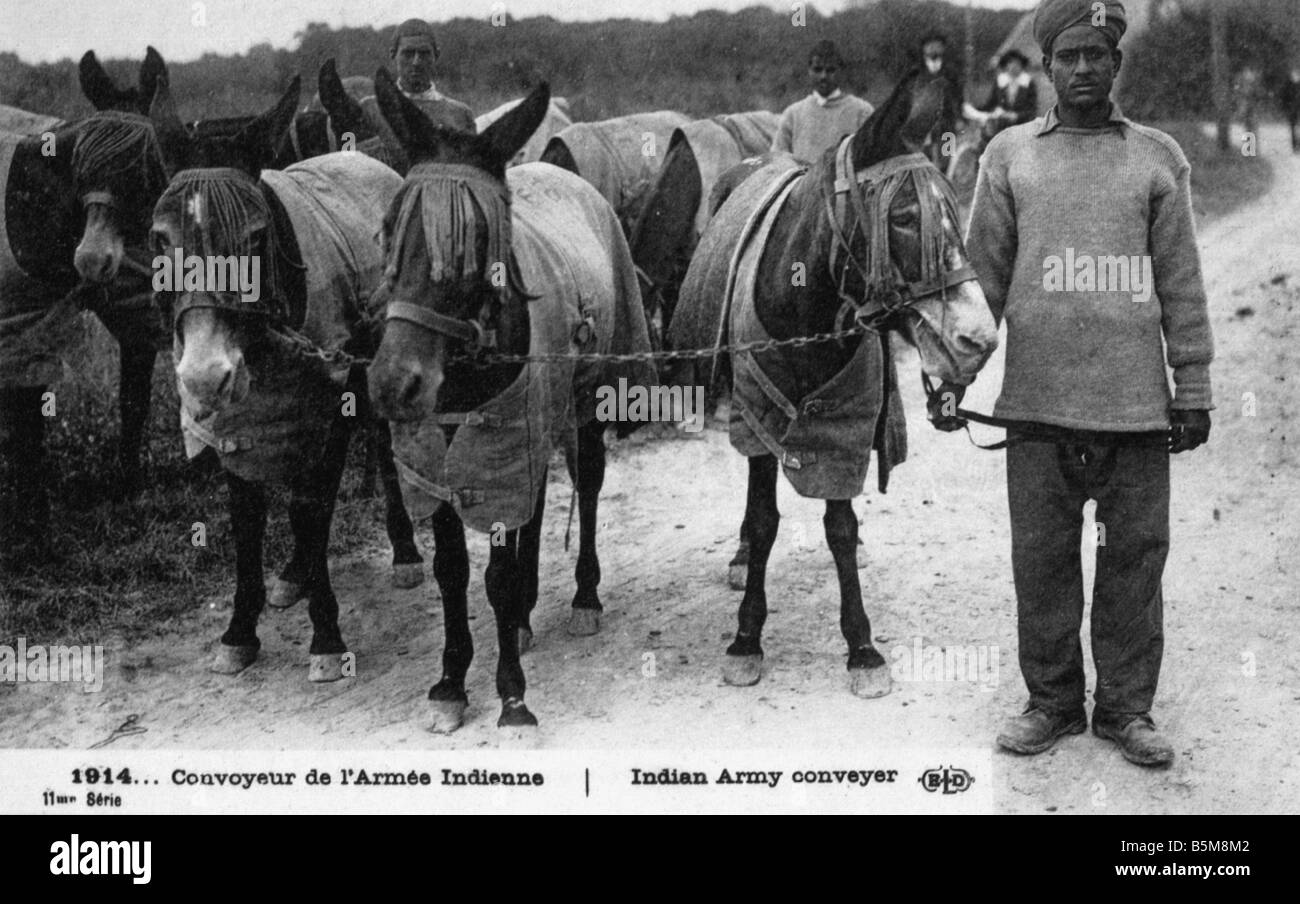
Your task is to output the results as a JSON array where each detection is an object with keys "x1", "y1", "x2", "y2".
[
  {"x1": 670, "y1": 75, "x2": 999, "y2": 697},
  {"x1": 147, "y1": 76, "x2": 422, "y2": 679},
  {"x1": 0, "y1": 49, "x2": 167, "y2": 566},
  {"x1": 367, "y1": 71, "x2": 653, "y2": 731}
]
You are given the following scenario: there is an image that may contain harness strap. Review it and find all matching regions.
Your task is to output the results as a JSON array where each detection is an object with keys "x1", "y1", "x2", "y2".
[
  {"x1": 434, "y1": 411, "x2": 503, "y2": 428},
  {"x1": 733, "y1": 396, "x2": 809, "y2": 470},
  {"x1": 392, "y1": 454, "x2": 485, "y2": 507},
  {"x1": 386, "y1": 300, "x2": 496, "y2": 349},
  {"x1": 181, "y1": 407, "x2": 254, "y2": 453},
  {"x1": 81, "y1": 190, "x2": 117, "y2": 210},
  {"x1": 737, "y1": 352, "x2": 798, "y2": 420},
  {"x1": 289, "y1": 117, "x2": 304, "y2": 162}
]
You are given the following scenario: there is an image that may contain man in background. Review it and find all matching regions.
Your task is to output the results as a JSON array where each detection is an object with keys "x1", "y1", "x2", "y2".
[
  {"x1": 771, "y1": 40, "x2": 874, "y2": 163},
  {"x1": 361, "y1": 18, "x2": 475, "y2": 134}
]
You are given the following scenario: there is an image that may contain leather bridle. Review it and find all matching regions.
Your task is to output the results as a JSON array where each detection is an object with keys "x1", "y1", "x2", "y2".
[{"x1": 823, "y1": 140, "x2": 978, "y2": 332}]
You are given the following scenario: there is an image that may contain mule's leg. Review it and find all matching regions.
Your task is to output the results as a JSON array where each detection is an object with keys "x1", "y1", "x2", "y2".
[
  {"x1": 375, "y1": 420, "x2": 424, "y2": 589},
  {"x1": 728, "y1": 511, "x2": 751, "y2": 590},
  {"x1": 116, "y1": 341, "x2": 155, "y2": 496},
  {"x1": 213, "y1": 472, "x2": 267, "y2": 675},
  {"x1": 565, "y1": 420, "x2": 604, "y2": 636},
  {"x1": 485, "y1": 533, "x2": 538, "y2": 728},
  {"x1": 301, "y1": 417, "x2": 353, "y2": 683},
  {"x1": 515, "y1": 476, "x2": 547, "y2": 653},
  {"x1": 0, "y1": 386, "x2": 52, "y2": 566},
  {"x1": 267, "y1": 490, "x2": 313, "y2": 610},
  {"x1": 724, "y1": 454, "x2": 778, "y2": 686},
  {"x1": 427, "y1": 503, "x2": 472, "y2": 733},
  {"x1": 825, "y1": 499, "x2": 890, "y2": 699}
]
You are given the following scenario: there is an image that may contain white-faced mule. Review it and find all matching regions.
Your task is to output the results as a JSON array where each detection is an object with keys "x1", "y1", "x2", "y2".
[
  {"x1": 366, "y1": 71, "x2": 654, "y2": 731},
  {"x1": 148, "y1": 77, "x2": 420, "y2": 682},
  {"x1": 669, "y1": 73, "x2": 999, "y2": 698}
]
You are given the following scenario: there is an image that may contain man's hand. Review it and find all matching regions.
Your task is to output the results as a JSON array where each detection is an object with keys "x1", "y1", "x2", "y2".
[
  {"x1": 1169, "y1": 409, "x2": 1211, "y2": 453},
  {"x1": 927, "y1": 380, "x2": 968, "y2": 432}
]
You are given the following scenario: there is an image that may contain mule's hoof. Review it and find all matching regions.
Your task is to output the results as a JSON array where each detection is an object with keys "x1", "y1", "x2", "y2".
[
  {"x1": 391, "y1": 562, "x2": 424, "y2": 590},
  {"x1": 567, "y1": 609, "x2": 600, "y2": 637},
  {"x1": 727, "y1": 564, "x2": 748, "y2": 591},
  {"x1": 308, "y1": 654, "x2": 345, "y2": 683},
  {"x1": 723, "y1": 654, "x2": 763, "y2": 687},
  {"x1": 849, "y1": 666, "x2": 892, "y2": 699},
  {"x1": 210, "y1": 644, "x2": 257, "y2": 675},
  {"x1": 267, "y1": 578, "x2": 307, "y2": 610},
  {"x1": 430, "y1": 699, "x2": 467, "y2": 734},
  {"x1": 518, "y1": 627, "x2": 535, "y2": 654},
  {"x1": 497, "y1": 698, "x2": 539, "y2": 728}
]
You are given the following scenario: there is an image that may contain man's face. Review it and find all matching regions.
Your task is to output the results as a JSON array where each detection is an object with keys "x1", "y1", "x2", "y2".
[
  {"x1": 394, "y1": 36, "x2": 436, "y2": 93},
  {"x1": 1045, "y1": 25, "x2": 1120, "y2": 113},
  {"x1": 923, "y1": 41, "x2": 946, "y2": 74},
  {"x1": 809, "y1": 57, "x2": 841, "y2": 97}
]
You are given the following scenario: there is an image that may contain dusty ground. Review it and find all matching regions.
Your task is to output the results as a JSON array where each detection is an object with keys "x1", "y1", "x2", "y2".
[{"x1": 2, "y1": 126, "x2": 1296, "y2": 814}]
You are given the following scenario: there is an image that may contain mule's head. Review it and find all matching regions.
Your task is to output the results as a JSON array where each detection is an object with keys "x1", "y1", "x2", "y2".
[
  {"x1": 846, "y1": 73, "x2": 997, "y2": 384},
  {"x1": 72, "y1": 48, "x2": 171, "y2": 285},
  {"x1": 368, "y1": 68, "x2": 550, "y2": 423},
  {"x1": 149, "y1": 79, "x2": 300, "y2": 417}
]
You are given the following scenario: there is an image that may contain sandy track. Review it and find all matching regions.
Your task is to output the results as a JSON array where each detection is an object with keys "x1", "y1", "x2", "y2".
[{"x1": 2, "y1": 126, "x2": 1297, "y2": 814}]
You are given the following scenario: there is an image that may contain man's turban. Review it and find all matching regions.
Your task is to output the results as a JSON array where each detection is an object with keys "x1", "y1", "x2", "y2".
[
  {"x1": 391, "y1": 18, "x2": 439, "y2": 57},
  {"x1": 1033, "y1": 0, "x2": 1127, "y2": 54}
]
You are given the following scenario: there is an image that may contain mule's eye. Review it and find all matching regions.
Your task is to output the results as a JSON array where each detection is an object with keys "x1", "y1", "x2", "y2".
[{"x1": 149, "y1": 229, "x2": 170, "y2": 255}]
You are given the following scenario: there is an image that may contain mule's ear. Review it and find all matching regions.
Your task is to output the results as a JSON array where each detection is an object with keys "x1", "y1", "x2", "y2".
[
  {"x1": 477, "y1": 82, "x2": 550, "y2": 168},
  {"x1": 852, "y1": 70, "x2": 923, "y2": 169},
  {"x1": 899, "y1": 78, "x2": 945, "y2": 152},
  {"x1": 373, "y1": 66, "x2": 438, "y2": 154},
  {"x1": 138, "y1": 46, "x2": 169, "y2": 112},
  {"x1": 235, "y1": 76, "x2": 301, "y2": 168},
  {"x1": 80, "y1": 50, "x2": 136, "y2": 111},
  {"x1": 149, "y1": 73, "x2": 189, "y2": 170},
  {"x1": 319, "y1": 58, "x2": 370, "y2": 138}
]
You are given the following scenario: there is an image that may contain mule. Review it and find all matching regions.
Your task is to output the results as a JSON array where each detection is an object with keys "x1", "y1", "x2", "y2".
[
  {"x1": 0, "y1": 49, "x2": 169, "y2": 565},
  {"x1": 69, "y1": 64, "x2": 425, "y2": 603},
  {"x1": 146, "y1": 76, "x2": 422, "y2": 679},
  {"x1": 670, "y1": 74, "x2": 999, "y2": 697},
  {"x1": 366, "y1": 71, "x2": 654, "y2": 731}
]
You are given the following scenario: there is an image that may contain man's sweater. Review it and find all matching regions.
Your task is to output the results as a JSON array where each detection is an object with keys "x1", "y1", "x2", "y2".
[
  {"x1": 771, "y1": 92, "x2": 874, "y2": 164},
  {"x1": 966, "y1": 105, "x2": 1214, "y2": 432}
]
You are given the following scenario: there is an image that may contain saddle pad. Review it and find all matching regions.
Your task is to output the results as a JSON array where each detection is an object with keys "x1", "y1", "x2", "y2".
[
  {"x1": 548, "y1": 111, "x2": 691, "y2": 226},
  {"x1": 391, "y1": 162, "x2": 654, "y2": 533},
  {"x1": 177, "y1": 153, "x2": 402, "y2": 483},
  {"x1": 672, "y1": 111, "x2": 780, "y2": 236}
]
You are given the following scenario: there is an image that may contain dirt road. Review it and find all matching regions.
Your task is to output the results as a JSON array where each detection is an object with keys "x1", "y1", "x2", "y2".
[{"x1": 2, "y1": 126, "x2": 1296, "y2": 814}]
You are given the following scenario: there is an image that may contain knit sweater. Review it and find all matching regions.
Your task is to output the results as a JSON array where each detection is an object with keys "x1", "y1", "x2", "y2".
[
  {"x1": 771, "y1": 93, "x2": 874, "y2": 164},
  {"x1": 966, "y1": 104, "x2": 1215, "y2": 432}
]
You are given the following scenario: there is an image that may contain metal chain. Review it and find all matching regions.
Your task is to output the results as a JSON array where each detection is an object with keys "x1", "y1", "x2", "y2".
[{"x1": 267, "y1": 318, "x2": 875, "y2": 370}]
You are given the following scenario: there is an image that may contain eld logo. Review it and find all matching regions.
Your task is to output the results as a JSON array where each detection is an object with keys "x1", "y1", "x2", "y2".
[
  {"x1": 49, "y1": 835, "x2": 151, "y2": 884},
  {"x1": 918, "y1": 766, "x2": 975, "y2": 795}
]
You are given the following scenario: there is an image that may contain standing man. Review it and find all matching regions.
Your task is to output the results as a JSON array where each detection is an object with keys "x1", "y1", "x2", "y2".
[
  {"x1": 771, "y1": 40, "x2": 874, "y2": 164},
  {"x1": 941, "y1": 0, "x2": 1214, "y2": 768},
  {"x1": 913, "y1": 31, "x2": 964, "y2": 167},
  {"x1": 361, "y1": 18, "x2": 475, "y2": 134}
]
